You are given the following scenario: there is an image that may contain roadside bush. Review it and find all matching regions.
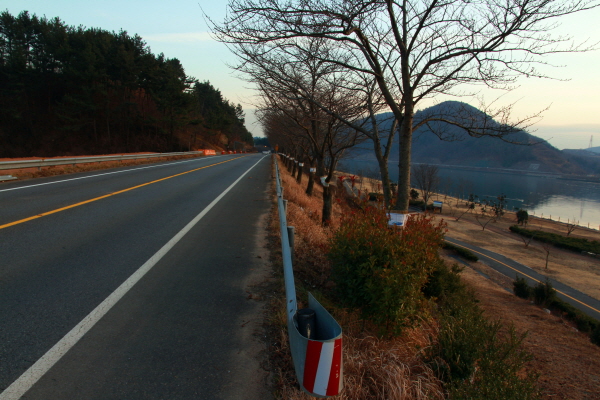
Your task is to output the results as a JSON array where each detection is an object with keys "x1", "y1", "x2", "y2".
[
  {"x1": 442, "y1": 242, "x2": 479, "y2": 261},
  {"x1": 429, "y1": 288, "x2": 539, "y2": 400},
  {"x1": 549, "y1": 298, "x2": 599, "y2": 334},
  {"x1": 409, "y1": 199, "x2": 425, "y2": 208},
  {"x1": 422, "y1": 262, "x2": 464, "y2": 301},
  {"x1": 511, "y1": 276, "x2": 600, "y2": 342},
  {"x1": 509, "y1": 225, "x2": 600, "y2": 255},
  {"x1": 513, "y1": 276, "x2": 531, "y2": 299},
  {"x1": 532, "y1": 279, "x2": 557, "y2": 307},
  {"x1": 591, "y1": 326, "x2": 600, "y2": 346},
  {"x1": 328, "y1": 207, "x2": 446, "y2": 336}
]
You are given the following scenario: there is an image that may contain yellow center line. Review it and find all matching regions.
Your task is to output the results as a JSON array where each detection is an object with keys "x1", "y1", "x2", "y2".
[
  {"x1": 0, "y1": 156, "x2": 245, "y2": 231},
  {"x1": 448, "y1": 240, "x2": 600, "y2": 315}
]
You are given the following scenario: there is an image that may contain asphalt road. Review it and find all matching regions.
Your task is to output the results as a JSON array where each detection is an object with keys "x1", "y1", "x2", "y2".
[
  {"x1": 0, "y1": 154, "x2": 273, "y2": 400},
  {"x1": 446, "y1": 236, "x2": 600, "y2": 322}
]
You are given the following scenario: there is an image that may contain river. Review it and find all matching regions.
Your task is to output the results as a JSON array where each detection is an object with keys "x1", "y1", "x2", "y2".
[{"x1": 338, "y1": 158, "x2": 600, "y2": 230}]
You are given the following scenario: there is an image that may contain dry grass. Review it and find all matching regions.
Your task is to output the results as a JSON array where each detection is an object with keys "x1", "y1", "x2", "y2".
[
  {"x1": 0, "y1": 154, "x2": 203, "y2": 181},
  {"x1": 270, "y1": 159, "x2": 445, "y2": 399},
  {"x1": 458, "y1": 265, "x2": 600, "y2": 399},
  {"x1": 277, "y1": 321, "x2": 445, "y2": 400}
]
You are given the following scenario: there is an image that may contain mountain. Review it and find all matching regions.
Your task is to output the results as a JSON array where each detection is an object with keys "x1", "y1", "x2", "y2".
[
  {"x1": 349, "y1": 101, "x2": 598, "y2": 176},
  {"x1": 586, "y1": 146, "x2": 600, "y2": 154}
]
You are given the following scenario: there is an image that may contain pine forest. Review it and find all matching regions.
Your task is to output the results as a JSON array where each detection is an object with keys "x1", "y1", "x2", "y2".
[{"x1": 0, "y1": 11, "x2": 253, "y2": 157}]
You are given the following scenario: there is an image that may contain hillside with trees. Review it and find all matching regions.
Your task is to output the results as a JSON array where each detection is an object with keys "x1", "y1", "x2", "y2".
[
  {"x1": 0, "y1": 11, "x2": 253, "y2": 157},
  {"x1": 349, "y1": 101, "x2": 598, "y2": 176}
]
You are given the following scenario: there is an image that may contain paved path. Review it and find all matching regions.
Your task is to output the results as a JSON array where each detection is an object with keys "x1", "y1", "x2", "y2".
[{"x1": 446, "y1": 237, "x2": 600, "y2": 322}]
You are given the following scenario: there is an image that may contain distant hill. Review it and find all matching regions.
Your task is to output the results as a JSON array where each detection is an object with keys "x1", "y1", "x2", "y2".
[
  {"x1": 586, "y1": 146, "x2": 600, "y2": 154},
  {"x1": 349, "y1": 101, "x2": 598, "y2": 176}
]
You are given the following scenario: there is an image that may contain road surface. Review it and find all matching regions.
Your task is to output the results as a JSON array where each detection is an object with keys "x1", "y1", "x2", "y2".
[{"x1": 0, "y1": 154, "x2": 273, "y2": 400}]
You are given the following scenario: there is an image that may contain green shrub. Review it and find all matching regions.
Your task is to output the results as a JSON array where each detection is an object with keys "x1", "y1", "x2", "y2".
[
  {"x1": 509, "y1": 225, "x2": 600, "y2": 255},
  {"x1": 328, "y1": 207, "x2": 446, "y2": 336},
  {"x1": 422, "y1": 262, "x2": 464, "y2": 301},
  {"x1": 410, "y1": 188, "x2": 419, "y2": 200},
  {"x1": 549, "y1": 298, "x2": 599, "y2": 334},
  {"x1": 591, "y1": 325, "x2": 600, "y2": 346},
  {"x1": 443, "y1": 242, "x2": 479, "y2": 261},
  {"x1": 409, "y1": 199, "x2": 425, "y2": 208},
  {"x1": 532, "y1": 279, "x2": 556, "y2": 307},
  {"x1": 516, "y1": 209, "x2": 529, "y2": 225},
  {"x1": 513, "y1": 276, "x2": 531, "y2": 299},
  {"x1": 429, "y1": 289, "x2": 539, "y2": 399},
  {"x1": 512, "y1": 276, "x2": 600, "y2": 341}
]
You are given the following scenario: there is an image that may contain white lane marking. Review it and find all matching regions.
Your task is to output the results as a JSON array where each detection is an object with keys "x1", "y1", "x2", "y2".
[
  {"x1": 0, "y1": 155, "x2": 266, "y2": 400},
  {"x1": 0, "y1": 156, "x2": 227, "y2": 193}
]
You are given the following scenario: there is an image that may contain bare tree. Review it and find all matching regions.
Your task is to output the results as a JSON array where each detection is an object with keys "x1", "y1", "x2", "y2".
[
  {"x1": 455, "y1": 195, "x2": 476, "y2": 222},
  {"x1": 475, "y1": 213, "x2": 495, "y2": 231},
  {"x1": 253, "y1": 56, "x2": 365, "y2": 224},
  {"x1": 211, "y1": 0, "x2": 598, "y2": 212},
  {"x1": 475, "y1": 194, "x2": 507, "y2": 230},
  {"x1": 517, "y1": 231, "x2": 536, "y2": 248},
  {"x1": 566, "y1": 218, "x2": 579, "y2": 236},
  {"x1": 411, "y1": 163, "x2": 440, "y2": 211},
  {"x1": 541, "y1": 241, "x2": 552, "y2": 270}
]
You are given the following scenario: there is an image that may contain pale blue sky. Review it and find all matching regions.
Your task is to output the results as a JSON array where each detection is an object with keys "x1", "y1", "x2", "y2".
[{"x1": 3, "y1": 1, "x2": 600, "y2": 149}]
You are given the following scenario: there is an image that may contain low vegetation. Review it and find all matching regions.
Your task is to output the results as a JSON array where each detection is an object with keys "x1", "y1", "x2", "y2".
[
  {"x1": 270, "y1": 159, "x2": 540, "y2": 399},
  {"x1": 509, "y1": 225, "x2": 600, "y2": 255},
  {"x1": 512, "y1": 277, "x2": 600, "y2": 345},
  {"x1": 429, "y1": 280, "x2": 538, "y2": 399},
  {"x1": 441, "y1": 242, "x2": 479, "y2": 262},
  {"x1": 329, "y1": 208, "x2": 446, "y2": 336}
]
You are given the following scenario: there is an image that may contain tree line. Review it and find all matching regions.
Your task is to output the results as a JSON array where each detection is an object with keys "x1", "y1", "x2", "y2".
[{"x1": 0, "y1": 10, "x2": 253, "y2": 157}]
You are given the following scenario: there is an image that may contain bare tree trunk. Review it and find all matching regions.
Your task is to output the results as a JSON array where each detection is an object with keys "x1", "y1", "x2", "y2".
[
  {"x1": 322, "y1": 184, "x2": 334, "y2": 226},
  {"x1": 396, "y1": 110, "x2": 413, "y2": 211},
  {"x1": 291, "y1": 157, "x2": 297, "y2": 177},
  {"x1": 379, "y1": 160, "x2": 392, "y2": 208},
  {"x1": 306, "y1": 167, "x2": 315, "y2": 196},
  {"x1": 296, "y1": 160, "x2": 303, "y2": 184}
]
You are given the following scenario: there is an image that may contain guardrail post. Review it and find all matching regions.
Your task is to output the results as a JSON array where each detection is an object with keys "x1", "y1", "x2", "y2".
[{"x1": 287, "y1": 226, "x2": 295, "y2": 263}]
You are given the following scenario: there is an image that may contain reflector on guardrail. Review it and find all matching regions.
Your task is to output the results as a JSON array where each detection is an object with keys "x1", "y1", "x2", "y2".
[{"x1": 289, "y1": 293, "x2": 343, "y2": 397}]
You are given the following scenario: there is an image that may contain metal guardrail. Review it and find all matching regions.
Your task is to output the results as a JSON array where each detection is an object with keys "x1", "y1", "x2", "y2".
[
  {"x1": 274, "y1": 154, "x2": 343, "y2": 398},
  {"x1": 0, "y1": 151, "x2": 206, "y2": 171}
]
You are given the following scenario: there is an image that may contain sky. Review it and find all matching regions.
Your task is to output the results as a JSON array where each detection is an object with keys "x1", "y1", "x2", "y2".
[{"x1": 3, "y1": 0, "x2": 600, "y2": 149}]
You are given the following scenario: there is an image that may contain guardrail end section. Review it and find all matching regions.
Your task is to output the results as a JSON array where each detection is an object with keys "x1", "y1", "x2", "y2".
[{"x1": 289, "y1": 293, "x2": 343, "y2": 398}]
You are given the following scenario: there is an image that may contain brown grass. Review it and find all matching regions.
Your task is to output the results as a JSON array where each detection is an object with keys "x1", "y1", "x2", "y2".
[
  {"x1": 269, "y1": 159, "x2": 445, "y2": 399},
  {"x1": 457, "y1": 264, "x2": 600, "y2": 399},
  {"x1": 0, "y1": 153, "x2": 205, "y2": 181}
]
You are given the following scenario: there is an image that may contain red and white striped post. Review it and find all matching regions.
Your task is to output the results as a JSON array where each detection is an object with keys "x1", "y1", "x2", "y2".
[
  {"x1": 288, "y1": 293, "x2": 343, "y2": 398},
  {"x1": 303, "y1": 337, "x2": 343, "y2": 396}
]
